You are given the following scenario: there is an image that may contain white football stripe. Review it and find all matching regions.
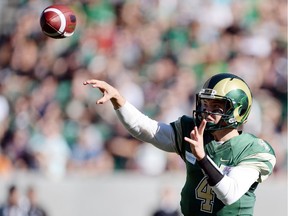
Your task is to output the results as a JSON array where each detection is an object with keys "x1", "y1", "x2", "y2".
[
  {"x1": 63, "y1": 31, "x2": 74, "y2": 37},
  {"x1": 44, "y1": 7, "x2": 66, "y2": 33}
]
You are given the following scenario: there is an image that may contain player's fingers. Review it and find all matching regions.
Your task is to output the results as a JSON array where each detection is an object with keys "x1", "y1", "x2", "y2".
[
  {"x1": 83, "y1": 79, "x2": 98, "y2": 85},
  {"x1": 96, "y1": 93, "x2": 111, "y2": 104},
  {"x1": 92, "y1": 80, "x2": 108, "y2": 89},
  {"x1": 194, "y1": 126, "x2": 199, "y2": 139},
  {"x1": 184, "y1": 137, "x2": 196, "y2": 146},
  {"x1": 199, "y1": 119, "x2": 207, "y2": 135},
  {"x1": 84, "y1": 80, "x2": 112, "y2": 95},
  {"x1": 190, "y1": 128, "x2": 196, "y2": 140},
  {"x1": 83, "y1": 80, "x2": 108, "y2": 89},
  {"x1": 184, "y1": 137, "x2": 190, "y2": 144}
]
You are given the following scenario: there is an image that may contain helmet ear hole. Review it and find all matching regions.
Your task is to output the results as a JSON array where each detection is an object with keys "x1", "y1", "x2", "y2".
[
  {"x1": 238, "y1": 96, "x2": 249, "y2": 116},
  {"x1": 239, "y1": 106, "x2": 247, "y2": 116},
  {"x1": 224, "y1": 101, "x2": 232, "y2": 113}
]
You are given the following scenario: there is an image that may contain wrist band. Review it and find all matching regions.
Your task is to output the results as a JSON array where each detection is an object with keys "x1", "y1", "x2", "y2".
[{"x1": 198, "y1": 155, "x2": 224, "y2": 186}]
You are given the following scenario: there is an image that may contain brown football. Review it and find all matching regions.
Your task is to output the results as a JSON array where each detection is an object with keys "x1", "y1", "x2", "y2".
[{"x1": 40, "y1": 4, "x2": 76, "y2": 39}]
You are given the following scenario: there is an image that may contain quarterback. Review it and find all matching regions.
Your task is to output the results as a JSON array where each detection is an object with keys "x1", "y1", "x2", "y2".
[{"x1": 83, "y1": 73, "x2": 276, "y2": 216}]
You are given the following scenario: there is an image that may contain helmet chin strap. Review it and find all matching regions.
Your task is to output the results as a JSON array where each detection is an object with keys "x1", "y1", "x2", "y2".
[
  {"x1": 205, "y1": 121, "x2": 218, "y2": 130},
  {"x1": 193, "y1": 110, "x2": 233, "y2": 131},
  {"x1": 204, "y1": 119, "x2": 230, "y2": 131}
]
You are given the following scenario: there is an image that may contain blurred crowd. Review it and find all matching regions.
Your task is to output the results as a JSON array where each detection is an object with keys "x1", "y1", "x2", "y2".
[
  {"x1": 0, "y1": 0, "x2": 286, "y2": 180},
  {"x1": 0, "y1": 184, "x2": 47, "y2": 216}
]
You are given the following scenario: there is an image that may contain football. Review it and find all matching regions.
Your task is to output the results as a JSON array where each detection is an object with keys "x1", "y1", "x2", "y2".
[{"x1": 40, "y1": 4, "x2": 76, "y2": 39}]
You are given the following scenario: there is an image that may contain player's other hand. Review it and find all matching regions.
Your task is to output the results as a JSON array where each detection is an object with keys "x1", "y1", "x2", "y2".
[
  {"x1": 184, "y1": 119, "x2": 207, "y2": 161},
  {"x1": 83, "y1": 79, "x2": 126, "y2": 109}
]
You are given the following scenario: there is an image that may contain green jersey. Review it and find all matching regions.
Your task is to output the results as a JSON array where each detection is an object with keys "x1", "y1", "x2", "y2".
[{"x1": 171, "y1": 115, "x2": 276, "y2": 216}]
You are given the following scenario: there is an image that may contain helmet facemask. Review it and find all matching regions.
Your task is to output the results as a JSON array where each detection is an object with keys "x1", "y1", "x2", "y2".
[{"x1": 193, "y1": 89, "x2": 238, "y2": 131}]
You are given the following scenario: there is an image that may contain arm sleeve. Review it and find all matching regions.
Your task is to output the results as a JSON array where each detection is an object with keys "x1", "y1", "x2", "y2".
[
  {"x1": 198, "y1": 155, "x2": 224, "y2": 186},
  {"x1": 115, "y1": 101, "x2": 177, "y2": 153},
  {"x1": 198, "y1": 156, "x2": 259, "y2": 205},
  {"x1": 211, "y1": 166, "x2": 259, "y2": 205}
]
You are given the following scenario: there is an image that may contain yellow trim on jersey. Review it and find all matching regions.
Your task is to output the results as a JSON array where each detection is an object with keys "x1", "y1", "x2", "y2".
[{"x1": 238, "y1": 153, "x2": 276, "y2": 182}]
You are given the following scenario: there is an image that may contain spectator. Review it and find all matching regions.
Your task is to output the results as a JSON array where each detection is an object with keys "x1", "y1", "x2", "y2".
[
  {"x1": 0, "y1": 149, "x2": 12, "y2": 178},
  {"x1": 24, "y1": 186, "x2": 48, "y2": 216},
  {"x1": 67, "y1": 125, "x2": 114, "y2": 174},
  {"x1": 0, "y1": 185, "x2": 26, "y2": 216},
  {"x1": 152, "y1": 186, "x2": 181, "y2": 216}
]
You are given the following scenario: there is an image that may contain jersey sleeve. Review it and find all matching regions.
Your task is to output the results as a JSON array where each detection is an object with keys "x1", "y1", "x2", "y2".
[
  {"x1": 170, "y1": 115, "x2": 196, "y2": 160},
  {"x1": 115, "y1": 101, "x2": 177, "y2": 152},
  {"x1": 237, "y1": 138, "x2": 276, "y2": 182}
]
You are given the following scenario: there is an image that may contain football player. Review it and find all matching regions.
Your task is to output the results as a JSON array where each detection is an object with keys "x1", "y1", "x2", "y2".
[{"x1": 83, "y1": 73, "x2": 276, "y2": 216}]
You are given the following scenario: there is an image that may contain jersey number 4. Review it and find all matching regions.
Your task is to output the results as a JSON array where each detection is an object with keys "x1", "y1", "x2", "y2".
[{"x1": 195, "y1": 177, "x2": 215, "y2": 213}]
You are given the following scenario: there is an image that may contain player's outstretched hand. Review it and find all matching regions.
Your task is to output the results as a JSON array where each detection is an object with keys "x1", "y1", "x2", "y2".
[
  {"x1": 83, "y1": 79, "x2": 126, "y2": 109},
  {"x1": 184, "y1": 119, "x2": 207, "y2": 161}
]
